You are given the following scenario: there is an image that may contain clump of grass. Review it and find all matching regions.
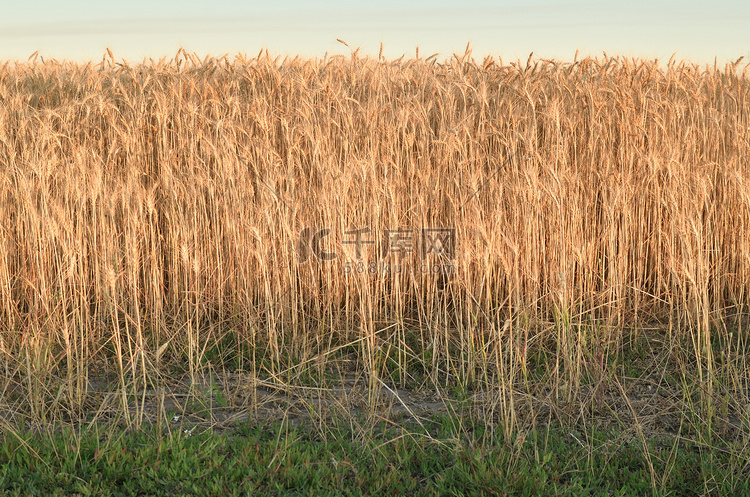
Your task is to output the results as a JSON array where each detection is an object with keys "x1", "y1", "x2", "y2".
[{"x1": 2, "y1": 415, "x2": 749, "y2": 495}]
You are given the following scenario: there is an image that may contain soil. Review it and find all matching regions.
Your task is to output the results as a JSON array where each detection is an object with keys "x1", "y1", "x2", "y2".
[{"x1": 2, "y1": 345, "x2": 748, "y2": 445}]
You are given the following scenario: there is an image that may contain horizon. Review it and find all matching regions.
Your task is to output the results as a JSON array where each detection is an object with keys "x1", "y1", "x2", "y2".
[{"x1": 1, "y1": 1, "x2": 749, "y2": 67}]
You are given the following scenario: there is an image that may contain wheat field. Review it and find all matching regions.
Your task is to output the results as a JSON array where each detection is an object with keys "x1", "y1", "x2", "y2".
[{"x1": 1, "y1": 49, "x2": 749, "y2": 435}]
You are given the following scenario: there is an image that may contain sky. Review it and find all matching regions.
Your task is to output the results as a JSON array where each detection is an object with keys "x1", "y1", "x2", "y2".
[{"x1": 0, "y1": 0, "x2": 748, "y2": 65}]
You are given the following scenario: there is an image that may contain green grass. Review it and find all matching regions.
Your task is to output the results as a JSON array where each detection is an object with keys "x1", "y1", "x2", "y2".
[
  {"x1": 3, "y1": 327, "x2": 748, "y2": 495},
  {"x1": 2, "y1": 415, "x2": 749, "y2": 496}
]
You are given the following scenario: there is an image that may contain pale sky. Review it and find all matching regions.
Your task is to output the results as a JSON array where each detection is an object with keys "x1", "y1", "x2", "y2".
[{"x1": 1, "y1": 0, "x2": 748, "y2": 65}]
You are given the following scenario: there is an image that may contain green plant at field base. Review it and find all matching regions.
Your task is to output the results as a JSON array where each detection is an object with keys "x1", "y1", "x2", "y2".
[{"x1": 4, "y1": 413, "x2": 750, "y2": 496}]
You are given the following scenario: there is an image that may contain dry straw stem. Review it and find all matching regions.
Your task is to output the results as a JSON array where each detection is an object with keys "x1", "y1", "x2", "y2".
[{"x1": 0, "y1": 51, "x2": 749, "y2": 429}]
